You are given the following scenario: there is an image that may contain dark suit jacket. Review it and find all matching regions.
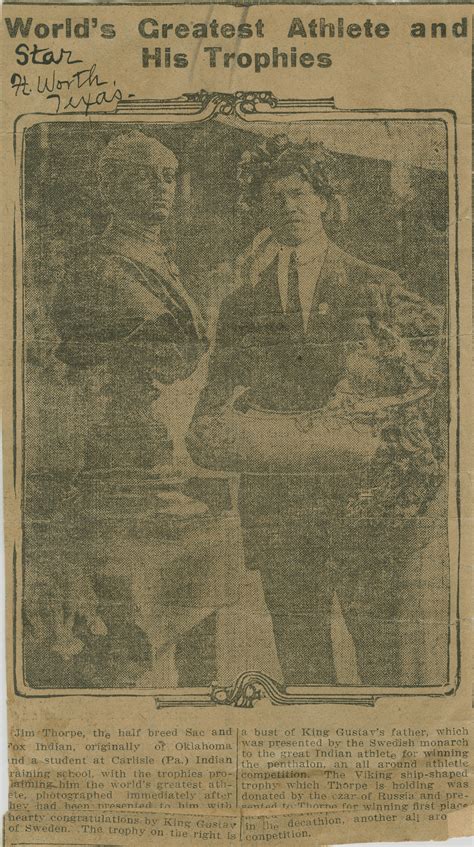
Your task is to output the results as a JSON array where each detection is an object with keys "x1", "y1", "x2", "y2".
[{"x1": 187, "y1": 239, "x2": 442, "y2": 529}]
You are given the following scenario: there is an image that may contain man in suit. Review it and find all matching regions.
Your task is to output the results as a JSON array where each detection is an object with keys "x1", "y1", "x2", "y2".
[{"x1": 187, "y1": 138, "x2": 443, "y2": 686}]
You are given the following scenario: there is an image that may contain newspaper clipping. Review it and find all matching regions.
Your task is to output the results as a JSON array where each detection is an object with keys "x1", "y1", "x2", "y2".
[{"x1": 1, "y1": 1, "x2": 472, "y2": 844}]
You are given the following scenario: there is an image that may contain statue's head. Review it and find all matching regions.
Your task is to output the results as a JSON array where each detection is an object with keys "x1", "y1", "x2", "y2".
[{"x1": 99, "y1": 130, "x2": 178, "y2": 225}]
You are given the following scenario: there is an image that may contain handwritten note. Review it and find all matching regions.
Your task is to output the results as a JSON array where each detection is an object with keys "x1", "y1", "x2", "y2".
[{"x1": 10, "y1": 49, "x2": 124, "y2": 113}]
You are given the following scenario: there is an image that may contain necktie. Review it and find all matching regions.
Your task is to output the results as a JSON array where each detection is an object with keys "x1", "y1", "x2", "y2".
[{"x1": 286, "y1": 251, "x2": 305, "y2": 336}]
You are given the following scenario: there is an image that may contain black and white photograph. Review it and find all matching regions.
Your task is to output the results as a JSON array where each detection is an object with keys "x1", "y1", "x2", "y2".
[{"x1": 17, "y1": 100, "x2": 457, "y2": 702}]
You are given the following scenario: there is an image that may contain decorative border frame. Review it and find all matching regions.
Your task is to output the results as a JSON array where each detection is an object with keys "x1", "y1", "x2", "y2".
[
  {"x1": 116, "y1": 89, "x2": 336, "y2": 117},
  {"x1": 12, "y1": 92, "x2": 460, "y2": 707}
]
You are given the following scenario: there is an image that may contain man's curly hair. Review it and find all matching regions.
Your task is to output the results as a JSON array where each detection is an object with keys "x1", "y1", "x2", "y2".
[{"x1": 237, "y1": 135, "x2": 338, "y2": 214}]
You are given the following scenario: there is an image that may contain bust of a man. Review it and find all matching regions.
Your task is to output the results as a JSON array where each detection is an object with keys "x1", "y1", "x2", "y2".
[{"x1": 53, "y1": 130, "x2": 208, "y2": 471}]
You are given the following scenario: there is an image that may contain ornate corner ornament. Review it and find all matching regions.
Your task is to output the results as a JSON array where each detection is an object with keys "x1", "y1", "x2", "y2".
[
  {"x1": 183, "y1": 90, "x2": 278, "y2": 115},
  {"x1": 154, "y1": 672, "x2": 376, "y2": 709},
  {"x1": 116, "y1": 90, "x2": 336, "y2": 118},
  {"x1": 210, "y1": 673, "x2": 376, "y2": 707}
]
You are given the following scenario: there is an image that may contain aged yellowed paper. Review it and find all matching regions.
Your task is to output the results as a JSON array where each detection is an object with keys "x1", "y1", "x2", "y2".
[{"x1": 1, "y1": 2, "x2": 472, "y2": 844}]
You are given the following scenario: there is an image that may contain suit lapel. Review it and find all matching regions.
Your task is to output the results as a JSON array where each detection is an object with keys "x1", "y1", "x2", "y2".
[
  {"x1": 256, "y1": 255, "x2": 282, "y2": 306},
  {"x1": 306, "y1": 242, "x2": 349, "y2": 336},
  {"x1": 254, "y1": 255, "x2": 287, "y2": 330}
]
